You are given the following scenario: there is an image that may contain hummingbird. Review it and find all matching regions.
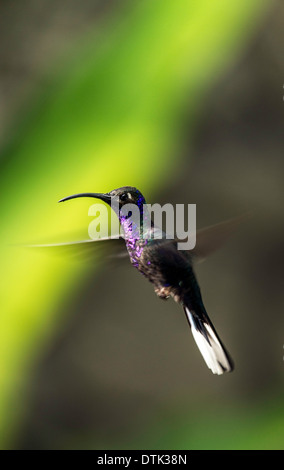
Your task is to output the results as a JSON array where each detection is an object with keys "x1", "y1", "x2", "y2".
[{"x1": 56, "y1": 186, "x2": 236, "y2": 375}]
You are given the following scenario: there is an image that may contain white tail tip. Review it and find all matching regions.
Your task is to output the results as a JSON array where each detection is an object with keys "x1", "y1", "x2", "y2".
[{"x1": 184, "y1": 307, "x2": 233, "y2": 375}]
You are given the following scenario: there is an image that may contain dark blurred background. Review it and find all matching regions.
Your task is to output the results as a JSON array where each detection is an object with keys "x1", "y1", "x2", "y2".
[{"x1": 0, "y1": 0, "x2": 283, "y2": 449}]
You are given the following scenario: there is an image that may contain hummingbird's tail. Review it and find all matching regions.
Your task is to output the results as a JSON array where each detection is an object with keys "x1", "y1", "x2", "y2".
[{"x1": 183, "y1": 305, "x2": 234, "y2": 375}]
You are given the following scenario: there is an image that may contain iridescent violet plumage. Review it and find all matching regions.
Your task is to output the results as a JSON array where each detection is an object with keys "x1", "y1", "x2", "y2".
[{"x1": 118, "y1": 191, "x2": 151, "y2": 268}]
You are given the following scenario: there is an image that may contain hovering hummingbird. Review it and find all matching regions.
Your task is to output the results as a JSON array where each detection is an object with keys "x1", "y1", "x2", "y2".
[{"x1": 54, "y1": 186, "x2": 238, "y2": 375}]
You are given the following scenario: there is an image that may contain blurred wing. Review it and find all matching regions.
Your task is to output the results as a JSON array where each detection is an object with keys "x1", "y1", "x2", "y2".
[
  {"x1": 23, "y1": 213, "x2": 249, "y2": 262},
  {"x1": 192, "y1": 213, "x2": 250, "y2": 261},
  {"x1": 24, "y1": 236, "x2": 128, "y2": 262},
  {"x1": 159, "y1": 213, "x2": 250, "y2": 261},
  {"x1": 171, "y1": 213, "x2": 250, "y2": 262}
]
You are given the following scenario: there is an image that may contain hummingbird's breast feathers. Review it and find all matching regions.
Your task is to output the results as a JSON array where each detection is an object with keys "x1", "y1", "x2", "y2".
[{"x1": 130, "y1": 238, "x2": 194, "y2": 299}]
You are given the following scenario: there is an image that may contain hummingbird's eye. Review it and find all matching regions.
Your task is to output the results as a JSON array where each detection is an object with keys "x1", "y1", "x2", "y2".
[{"x1": 120, "y1": 193, "x2": 128, "y2": 202}]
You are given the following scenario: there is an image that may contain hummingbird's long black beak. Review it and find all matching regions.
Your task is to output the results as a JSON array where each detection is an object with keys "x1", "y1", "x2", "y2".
[{"x1": 58, "y1": 193, "x2": 112, "y2": 204}]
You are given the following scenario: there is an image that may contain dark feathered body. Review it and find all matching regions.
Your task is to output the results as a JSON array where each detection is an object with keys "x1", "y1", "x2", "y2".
[{"x1": 128, "y1": 238, "x2": 200, "y2": 304}]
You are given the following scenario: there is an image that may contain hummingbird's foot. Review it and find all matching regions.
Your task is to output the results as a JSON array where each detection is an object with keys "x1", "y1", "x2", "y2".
[{"x1": 155, "y1": 286, "x2": 171, "y2": 300}]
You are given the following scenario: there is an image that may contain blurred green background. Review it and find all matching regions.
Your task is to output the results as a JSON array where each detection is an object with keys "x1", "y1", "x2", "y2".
[{"x1": 0, "y1": 0, "x2": 283, "y2": 450}]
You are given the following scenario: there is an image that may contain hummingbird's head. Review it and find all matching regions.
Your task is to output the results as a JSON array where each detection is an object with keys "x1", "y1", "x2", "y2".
[
  {"x1": 108, "y1": 187, "x2": 146, "y2": 209},
  {"x1": 59, "y1": 187, "x2": 148, "y2": 236},
  {"x1": 58, "y1": 186, "x2": 146, "y2": 211}
]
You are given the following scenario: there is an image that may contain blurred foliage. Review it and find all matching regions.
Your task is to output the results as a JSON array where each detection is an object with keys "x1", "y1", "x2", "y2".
[
  {"x1": 0, "y1": 0, "x2": 270, "y2": 448},
  {"x1": 93, "y1": 395, "x2": 284, "y2": 450}
]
